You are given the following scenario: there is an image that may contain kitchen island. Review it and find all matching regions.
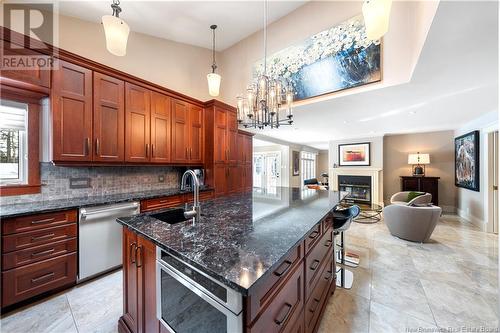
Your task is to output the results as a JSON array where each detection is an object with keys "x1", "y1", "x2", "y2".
[{"x1": 117, "y1": 187, "x2": 346, "y2": 333}]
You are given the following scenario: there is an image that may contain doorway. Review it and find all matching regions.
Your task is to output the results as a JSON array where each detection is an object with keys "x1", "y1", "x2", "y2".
[
  {"x1": 487, "y1": 130, "x2": 499, "y2": 234},
  {"x1": 253, "y1": 152, "x2": 282, "y2": 189}
]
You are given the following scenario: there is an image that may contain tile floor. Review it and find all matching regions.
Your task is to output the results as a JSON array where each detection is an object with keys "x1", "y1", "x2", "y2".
[{"x1": 1, "y1": 214, "x2": 498, "y2": 333}]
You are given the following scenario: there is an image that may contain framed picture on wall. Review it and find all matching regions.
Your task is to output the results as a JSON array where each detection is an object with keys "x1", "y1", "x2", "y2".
[
  {"x1": 455, "y1": 130, "x2": 480, "y2": 191},
  {"x1": 293, "y1": 151, "x2": 300, "y2": 176},
  {"x1": 338, "y1": 142, "x2": 371, "y2": 166}
]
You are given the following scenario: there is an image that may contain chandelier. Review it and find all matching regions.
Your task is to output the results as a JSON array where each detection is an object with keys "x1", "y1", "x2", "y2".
[{"x1": 236, "y1": 0, "x2": 294, "y2": 129}]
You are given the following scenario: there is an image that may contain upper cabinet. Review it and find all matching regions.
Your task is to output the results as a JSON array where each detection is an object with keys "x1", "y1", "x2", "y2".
[
  {"x1": 171, "y1": 99, "x2": 204, "y2": 165},
  {"x1": 52, "y1": 60, "x2": 93, "y2": 162},
  {"x1": 189, "y1": 105, "x2": 203, "y2": 164},
  {"x1": 150, "y1": 92, "x2": 172, "y2": 164},
  {"x1": 227, "y1": 111, "x2": 239, "y2": 164},
  {"x1": 93, "y1": 72, "x2": 125, "y2": 162},
  {"x1": 1, "y1": 47, "x2": 51, "y2": 90},
  {"x1": 125, "y1": 83, "x2": 151, "y2": 163},
  {"x1": 213, "y1": 107, "x2": 228, "y2": 164}
]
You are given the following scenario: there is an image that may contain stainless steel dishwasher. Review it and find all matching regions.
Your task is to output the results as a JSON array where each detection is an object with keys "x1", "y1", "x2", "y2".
[{"x1": 78, "y1": 201, "x2": 140, "y2": 282}]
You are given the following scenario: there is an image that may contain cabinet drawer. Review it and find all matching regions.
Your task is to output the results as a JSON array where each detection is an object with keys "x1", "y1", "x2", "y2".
[
  {"x1": 2, "y1": 253, "x2": 77, "y2": 307},
  {"x1": 2, "y1": 224, "x2": 77, "y2": 253},
  {"x1": 305, "y1": 255, "x2": 334, "y2": 333},
  {"x1": 2, "y1": 210, "x2": 77, "y2": 235},
  {"x1": 247, "y1": 243, "x2": 303, "y2": 324},
  {"x1": 2, "y1": 238, "x2": 77, "y2": 270},
  {"x1": 247, "y1": 264, "x2": 304, "y2": 333},
  {"x1": 185, "y1": 190, "x2": 214, "y2": 203},
  {"x1": 304, "y1": 224, "x2": 322, "y2": 254},
  {"x1": 140, "y1": 195, "x2": 184, "y2": 212},
  {"x1": 305, "y1": 230, "x2": 333, "y2": 300},
  {"x1": 321, "y1": 216, "x2": 332, "y2": 235}
]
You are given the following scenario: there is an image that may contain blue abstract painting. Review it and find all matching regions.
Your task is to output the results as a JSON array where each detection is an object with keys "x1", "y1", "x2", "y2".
[{"x1": 253, "y1": 15, "x2": 381, "y2": 101}]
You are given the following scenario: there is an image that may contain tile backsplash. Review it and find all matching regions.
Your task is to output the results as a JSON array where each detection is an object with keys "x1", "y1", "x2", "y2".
[{"x1": 0, "y1": 163, "x2": 183, "y2": 205}]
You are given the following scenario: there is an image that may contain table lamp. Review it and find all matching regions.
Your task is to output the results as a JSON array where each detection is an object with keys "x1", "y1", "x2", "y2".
[{"x1": 408, "y1": 152, "x2": 430, "y2": 176}]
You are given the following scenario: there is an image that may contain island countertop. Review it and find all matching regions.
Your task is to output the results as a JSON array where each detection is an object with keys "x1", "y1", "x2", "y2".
[{"x1": 117, "y1": 187, "x2": 346, "y2": 295}]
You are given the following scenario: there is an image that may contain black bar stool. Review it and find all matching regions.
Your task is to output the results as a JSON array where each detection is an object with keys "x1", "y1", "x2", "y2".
[{"x1": 331, "y1": 204, "x2": 360, "y2": 289}]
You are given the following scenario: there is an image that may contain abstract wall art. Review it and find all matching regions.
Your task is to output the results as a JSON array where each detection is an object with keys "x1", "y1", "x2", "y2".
[
  {"x1": 455, "y1": 130, "x2": 480, "y2": 191},
  {"x1": 338, "y1": 142, "x2": 371, "y2": 166},
  {"x1": 253, "y1": 14, "x2": 381, "y2": 101}
]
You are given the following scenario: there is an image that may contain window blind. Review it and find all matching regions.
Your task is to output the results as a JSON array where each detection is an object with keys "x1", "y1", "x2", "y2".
[{"x1": 0, "y1": 102, "x2": 27, "y2": 130}]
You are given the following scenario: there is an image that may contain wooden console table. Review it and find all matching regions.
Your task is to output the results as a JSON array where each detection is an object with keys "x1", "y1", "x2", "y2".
[{"x1": 400, "y1": 176, "x2": 440, "y2": 205}]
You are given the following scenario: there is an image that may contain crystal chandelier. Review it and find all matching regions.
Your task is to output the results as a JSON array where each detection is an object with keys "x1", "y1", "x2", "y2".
[{"x1": 236, "y1": 0, "x2": 294, "y2": 129}]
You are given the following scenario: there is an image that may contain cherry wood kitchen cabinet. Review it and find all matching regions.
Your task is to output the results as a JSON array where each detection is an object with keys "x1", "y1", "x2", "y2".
[
  {"x1": 213, "y1": 106, "x2": 228, "y2": 164},
  {"x1": 150, "y1": 92, "x2": 172, "y2": 164},
  {"x1": 171, "y1": 99, "x2": 189, "y2": 163},
  {"x1": 1, "y1": 210, "x2": 78, "y2": 309},
  {"x1": 121, "y1": 228, "x2": 160, "y2": 333},
  {"x1": 125, "y1": 83, "x2": 151, "y2": 163},
  {"x1": 52, "y1": 60, "x2": 93, "y2": 162},
  {"x1": 227, "y1": 111, "x2": 239, "y2": 164},
  {"x1": 93, "y1": 72, "x2": 125, "y2": 162},
  {"x1": 0, "y1": 46, "x2": 51, "y2": 91},
  {"x1": 189, "y1": 104, "x2": 204, "y2": 164}
]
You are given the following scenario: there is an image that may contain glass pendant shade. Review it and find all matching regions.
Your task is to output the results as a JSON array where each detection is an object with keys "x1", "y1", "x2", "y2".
[
  {"x1": 362, "y1": 0, "x2": 392, "y2": 40},
  {"x1": 102, "y1": 15, "x2": 130, "y2": 56},
  {"x1": 207, "y1": 73, "x2": 221, "y2": 97}
]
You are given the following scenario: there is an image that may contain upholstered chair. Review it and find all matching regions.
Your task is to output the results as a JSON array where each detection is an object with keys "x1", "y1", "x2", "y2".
[
  {"x1": 383, "y1": 204, "x2": 442, "y2": 243},
  {"x1": 390, "y1": 191, "x2": 432, "y2": 206}
]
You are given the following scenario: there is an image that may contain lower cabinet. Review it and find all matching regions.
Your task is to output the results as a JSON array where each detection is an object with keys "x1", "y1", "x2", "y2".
[{"x1": 120, "y1": 227, "x2": 159, "y2": 333}]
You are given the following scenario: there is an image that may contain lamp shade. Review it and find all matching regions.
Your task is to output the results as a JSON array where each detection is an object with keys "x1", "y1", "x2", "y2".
[
  {"x1": 408, "y1": 153, "x2": 430, "y2": 165},
  {"x1": 102, "y1": 15, "x2": 130, "y2": 56},
  {"x1": 362, "y1": 0, "x2": 392, "y2": 40},
  {"x1": 207, "y1": 73, "x2": 221, "y2": 97}
]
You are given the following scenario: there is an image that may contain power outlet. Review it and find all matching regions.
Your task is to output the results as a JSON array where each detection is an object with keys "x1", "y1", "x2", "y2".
[{"x1": 158, "y1": 175, "x2": 165, "y2": 183}]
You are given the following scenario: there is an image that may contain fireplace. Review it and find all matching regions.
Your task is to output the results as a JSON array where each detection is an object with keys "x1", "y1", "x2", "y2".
[{"x1": 338, "y1": 175, "x2": 372, "y2": 204}]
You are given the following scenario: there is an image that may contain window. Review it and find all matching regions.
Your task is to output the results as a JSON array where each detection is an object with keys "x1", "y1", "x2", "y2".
[
  {"x1": 0, "y1": 100, "x2": 28, "y2": 185},
  {"x1": 301, "y1": 151, "x2": 317, "y2": 185}
]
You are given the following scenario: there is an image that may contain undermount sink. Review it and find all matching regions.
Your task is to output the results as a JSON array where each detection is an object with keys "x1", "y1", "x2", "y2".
[{"x1": 150, "y1": 208, "x2": 188, "y2": 225}]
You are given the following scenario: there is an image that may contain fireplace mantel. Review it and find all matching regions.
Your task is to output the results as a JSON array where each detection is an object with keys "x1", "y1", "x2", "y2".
[{"x1": 329, "y1": 167, "x2": 384, "y2": 206}]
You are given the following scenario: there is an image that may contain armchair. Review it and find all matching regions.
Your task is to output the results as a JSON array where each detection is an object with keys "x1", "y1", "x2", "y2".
[
  {"x1": 383, "y1": 204, "x2": 442, "y2": 242},
  {"x1": 390, "y1": 191, "x2": 432, "y2": 206}
]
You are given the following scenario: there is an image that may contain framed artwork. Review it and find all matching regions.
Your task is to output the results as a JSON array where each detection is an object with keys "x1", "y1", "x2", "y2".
[
  {"x1": 293, "y1": 151, "x2": 300, "y2": 176},
  {"x1": 455, "y1": 130, "x2": 480, "y2": 191},
  {"x1": 338, "y1": 142, "x2": 371, "y2": 166},
  {"x1": 253, "y1": 14, "x2": 381, "y2": 102}
]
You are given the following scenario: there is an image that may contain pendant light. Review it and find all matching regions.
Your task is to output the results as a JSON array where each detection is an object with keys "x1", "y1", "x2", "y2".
[
  {"x1": 102, "y1": 0, "x2": 130, "y2": 56},
  {"x1": 362, "y1": 0, "x2": 393, "y2": 40},
  {"x1": 207, "y1": 25, "x2": 221, "y2": 97}
]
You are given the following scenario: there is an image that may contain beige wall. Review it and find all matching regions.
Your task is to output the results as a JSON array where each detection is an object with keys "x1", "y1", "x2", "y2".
[
  {"x1": 383, "y1": 131, "x2": 457, "y2": 212},
  {"x1": 317, "y1": 151, "x2": 329, "y2": 180}
]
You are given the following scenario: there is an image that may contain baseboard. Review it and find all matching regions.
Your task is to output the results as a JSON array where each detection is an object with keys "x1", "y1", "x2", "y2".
[
  {"x1": 441, "y1": 205, "x2": 456, "y2": 214},
  {"x1": 456, "y1": 208, "x2": 486, "y2": 231}
]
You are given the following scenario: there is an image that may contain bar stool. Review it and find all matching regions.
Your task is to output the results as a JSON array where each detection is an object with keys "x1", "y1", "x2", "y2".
[{"x1": 332, "y1": 204, "x2": 360, "y2": 289}]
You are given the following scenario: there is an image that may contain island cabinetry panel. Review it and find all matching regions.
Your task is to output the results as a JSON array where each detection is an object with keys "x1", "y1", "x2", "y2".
[
  {"x1": 305, "y1": 229, "x2": 333, "y2": 301},
  {"x1": 125, "y1": 83, "x2": 151, "y2": 163},
  {"x1": 247, "y1": 263, "x2": 304, "y2": 333},
  {"x1": 246, "y1": 243, "x2": 304, "y2": 325},
  {"x1": 121, "y1": 228, "x2": 160, "y2": 333},
  {"x1": 1, "y1": 209, "x2": 77, "y2": 308},
  {"x1": 52, "y1": 60, "x2": 93, "y2": 162},
  {"x1": 93, "y1": 72, "x2": 125, "y2": 162},
  {"x1": 304, "y1": 224, "x2": 322, "y2": 254}
]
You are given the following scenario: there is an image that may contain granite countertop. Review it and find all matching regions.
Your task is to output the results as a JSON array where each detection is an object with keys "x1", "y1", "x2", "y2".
[
  {"x1": 117, "y1": 187, "x2": 346, "y2": 294},
  {"x1": 0, "y1": 186, "x2": 214, "y2": 218}
]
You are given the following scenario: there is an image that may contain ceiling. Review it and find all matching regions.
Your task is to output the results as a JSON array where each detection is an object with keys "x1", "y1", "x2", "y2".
[
  {"x1": 56, "y1": 1, "x2": 306, "y2": 50},
  {"x1": 249, "y1": 1, "x2": 499, "y2": 150}
]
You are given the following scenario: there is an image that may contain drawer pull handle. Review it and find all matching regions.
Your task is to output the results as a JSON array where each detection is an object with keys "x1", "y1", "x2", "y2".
[
  {"x1": 309, "y1": 259, "x2": 320, "y2": 271},
  {"x1": 31, "y1": 248, "x2": 55, "y2": 258},
  {"x1": 130, "y1": 243, "x2": 137, "y2": 264},
  {"x1": 31, "y1": 233, "x2": 55, "y2": 241},
  {"x1": 31, "y1": 218, "x2": 56, "y2": 225},
  {"x1": 309, "y1": 298, "x2": 321, "y2": 313},
  {"x1": 324, "y1": 240, "x2": 332, "y2": 247},
  {"x1": 309, "y1": 230, "x2": 319, "y2": 239},
  {"x1": 31, "y1": 272, "x2": 55, "y2": 283},
  {"x1": 273, "y1": 260, "x2": 292, "y2": 277},
  {"x1": 324, "y1": 271, "x2": 333, "y2": 280},
  {"x1": 274, "y1": 302, "x2": 292, "y2": 326},
  {"x1": 136, "y1": 246, "x2": 142, "y2": 268}
]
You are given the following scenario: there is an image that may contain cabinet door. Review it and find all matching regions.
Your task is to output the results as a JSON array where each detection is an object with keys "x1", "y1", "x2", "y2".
[
  {"x1": 227, "y1": 164, "x2": 240, "y2": 194},
  {"x1": 137, "y1": 235, "x2": 160, "y2": 333},
  {"x1": 244, "y1": 164, "x2": 253, "y2": 191},
  {"x1": 237, "y1": 133, "x2": 245, "y2": 164},
  {"x1": 125, "y1": 83, "x2": 151, "y2": 162},
  {"x1": 171, "y1": 99, "x2": 189, "y2": 163},
  {"x1": 93, "y1": 72, "x2": 124, "y2": 162},
  {"x1": 421, "y1": 178, "x2": 439, "y2": 205},
  {"x1": 214, "y1": 107, "x2": 227, "y2": 164},
  {"x1": 1, "y1": 47, "x2": 51, "y2": 88},
  {"x1": 52, "y1": 60, "x2": 93, "y2": 161},
  {"x1": 189, "y1": 104, "x2": 203, "y2": 164},
  {"x1": 401, "y1": 177, "x2": 419, "y2": 192},
  {"x1": 227, "y1": 111, "x2": 238, "y2": 164},
  {"x1": 122, "y1": 227, "x2": 139, "y2": 333},
  {"x1": 214, "y1": 164, "x2": 227, "y2": 196},
  {"x1": 150, "y1": 92, "x2": 171, "y2": 164}
]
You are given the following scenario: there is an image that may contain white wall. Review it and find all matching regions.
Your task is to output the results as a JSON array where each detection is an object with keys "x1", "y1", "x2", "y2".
[{"x1": 455, "y1": 111, "x2": 498, "y2": 230}]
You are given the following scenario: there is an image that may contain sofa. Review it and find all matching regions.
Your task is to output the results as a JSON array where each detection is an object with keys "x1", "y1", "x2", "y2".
[
  {"x1": 383, "y1": 204, "x2": 442, "y2": 243},
  {"x1": 390, "y1": 191, "x2": 432, "y2": 206}
]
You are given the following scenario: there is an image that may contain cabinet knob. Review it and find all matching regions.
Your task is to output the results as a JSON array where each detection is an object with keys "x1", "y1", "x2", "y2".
[{"x1": 146, "y1": 144, "x2": 149, "y2": 158}]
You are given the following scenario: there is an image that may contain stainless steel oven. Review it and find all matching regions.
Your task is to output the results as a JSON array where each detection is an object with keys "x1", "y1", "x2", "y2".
[{"x1": 156, "y1": 248, "x2": 243, "y2": 333}]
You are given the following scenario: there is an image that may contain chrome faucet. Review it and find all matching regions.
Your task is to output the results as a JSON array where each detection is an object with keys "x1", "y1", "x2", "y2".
[{"x1": 181, "y1": 170, "x2": 201, "y2": 223}]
